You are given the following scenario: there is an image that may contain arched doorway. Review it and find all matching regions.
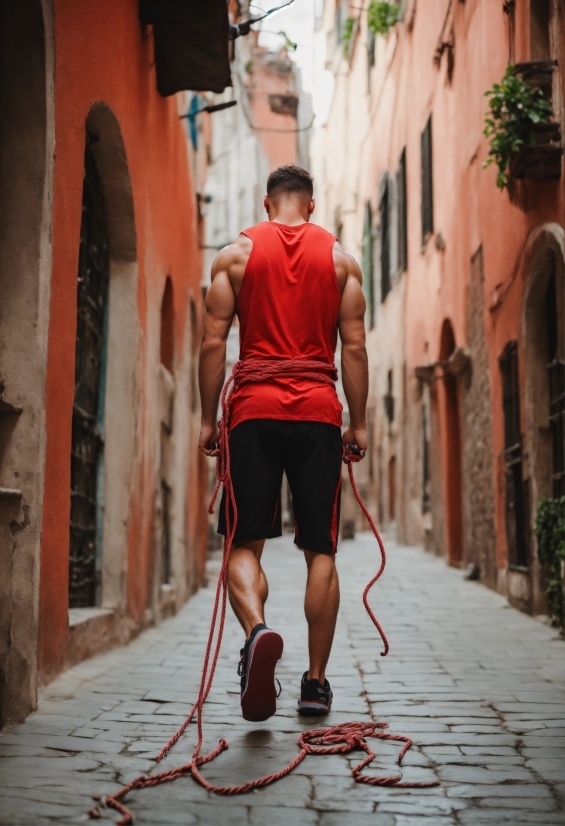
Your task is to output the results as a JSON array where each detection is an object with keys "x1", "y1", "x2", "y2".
[
  {"x1": 522, "y1": 225, "x2": 565, "y2": 611},
  {"x1": 439, "y1": 319, "x2": 463, "y2": 566},
  {"x1": 69, "y1": 103, "x2": 138, "y2": 615}
]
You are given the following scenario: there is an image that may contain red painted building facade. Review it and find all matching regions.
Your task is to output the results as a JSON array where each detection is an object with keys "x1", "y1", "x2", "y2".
[{"x1": 0, "y1": 0, "x2": 219, "y2": 725}]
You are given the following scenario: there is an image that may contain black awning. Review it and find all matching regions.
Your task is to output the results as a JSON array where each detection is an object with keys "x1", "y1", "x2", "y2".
[{"x1": 139, "y1": 0, "x2": 232, "y2": 96}]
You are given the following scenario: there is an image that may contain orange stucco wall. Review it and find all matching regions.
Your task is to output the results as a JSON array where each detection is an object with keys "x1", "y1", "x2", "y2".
[
  {"x1": 350, "y1": 0, "x2": 563, "y2": 567},
  {"x1": 316, "y1": 0, "x2": 564, "y2": 593},
  {"x1": 397, "y1": 1, "x2": 564, "y2": 571},
  {"x1": 38, "y1": 0, "x2": 206, "y2": 679}
]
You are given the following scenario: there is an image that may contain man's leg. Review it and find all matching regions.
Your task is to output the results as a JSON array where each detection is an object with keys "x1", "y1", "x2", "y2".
[
  {"x1": 227, "y1": 536, "x2": 283, "y2": 723},
  {"x1": 227, "y1": 539, "x2": 267, "y2": 637},
  {"x1": 304, "y1": 550, "x2": 339, "y2": 684}
]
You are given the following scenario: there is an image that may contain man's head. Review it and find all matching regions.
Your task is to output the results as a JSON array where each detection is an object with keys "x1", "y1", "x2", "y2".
[{"x1": 264, "y1": 164, "x2": 315, "y2": 221}]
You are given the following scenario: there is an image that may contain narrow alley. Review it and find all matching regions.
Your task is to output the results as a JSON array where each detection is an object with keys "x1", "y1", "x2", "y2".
[
  {"x1": 1, "y1": 533, "x2": 563, "y2": 825},
  {"x1": 1, "y1": 2, "x2": 564, "y2": 824}
]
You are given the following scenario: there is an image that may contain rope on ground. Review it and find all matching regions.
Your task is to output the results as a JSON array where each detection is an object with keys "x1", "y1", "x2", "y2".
[{"x1": 88, "y1": 358, "x2": 439, "y2": 826}]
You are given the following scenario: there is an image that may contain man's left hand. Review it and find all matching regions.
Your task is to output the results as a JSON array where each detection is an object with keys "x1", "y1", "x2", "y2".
[{"x1": 199, "y1": 424, "x2": 219, "y2": 457}]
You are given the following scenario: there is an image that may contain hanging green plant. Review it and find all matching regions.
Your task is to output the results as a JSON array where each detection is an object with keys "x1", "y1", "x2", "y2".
[
  {"x1": 342, "y1": 16, "x2": 355, "y2": 57},
  {"x1": 483, "y1": 64, "x2": 553, "y2": 189},
  {"x1": 367, "y1": 1, "x2": 400, "y2": 36},
  {"x1": 535, "y1": 496, "x2": 565, "y2": 629}
]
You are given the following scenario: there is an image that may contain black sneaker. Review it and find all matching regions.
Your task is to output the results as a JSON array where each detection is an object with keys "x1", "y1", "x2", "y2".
[
  {"x1": 237, "y1": 623, "x2": 283, "y2": 722},
  {"x1": 298, "y1": 671, "x2": 333, "y2": 716}
]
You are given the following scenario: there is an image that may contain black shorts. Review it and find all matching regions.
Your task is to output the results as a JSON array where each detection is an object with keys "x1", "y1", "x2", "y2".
[{"x1": 218, "y1": 419, "x2": 342, "y2": 554}]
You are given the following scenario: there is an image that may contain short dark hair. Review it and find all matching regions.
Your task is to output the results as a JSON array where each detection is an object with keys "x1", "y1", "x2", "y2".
[{"x1": 266, "y1": 164, "x2": 314, "y2": 199}]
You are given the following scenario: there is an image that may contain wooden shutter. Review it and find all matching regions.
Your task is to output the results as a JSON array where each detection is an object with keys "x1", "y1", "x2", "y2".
[
  {"x1": 380, "y1": 180, "x2": 391, "y2": 302},
  {"x1": 397, "y1": 148, "x2": 408, "y2": 272},
  {"x1": 420, "y1": 117, "x2": 433, "y2": 245}
]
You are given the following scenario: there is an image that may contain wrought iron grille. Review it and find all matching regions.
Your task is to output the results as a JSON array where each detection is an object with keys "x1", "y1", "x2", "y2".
[
  {"x1": 69, "y1": 144, "x2": 110, "y2": 608},
  {"x1": 500, "y1": 342, "x2": 529, "y2": 568}
]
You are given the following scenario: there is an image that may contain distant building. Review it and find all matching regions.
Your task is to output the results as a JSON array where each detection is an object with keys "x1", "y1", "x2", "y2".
[
  {"x1": 202, "y1": 3, "x2": 313, "y2": 537},
  {"x1": 0, "y1": 0, "x2": 234, "y2": 726},
  {"x1": 314, "y1": 0, "x2": 564, "y2": 615}
]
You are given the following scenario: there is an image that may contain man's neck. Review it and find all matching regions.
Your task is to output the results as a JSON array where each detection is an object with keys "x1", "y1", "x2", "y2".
[{"x1": 269, "y1": 214, "x2": 310, "y2": 226}]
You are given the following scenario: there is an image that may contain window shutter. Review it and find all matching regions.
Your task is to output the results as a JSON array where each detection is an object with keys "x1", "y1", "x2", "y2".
[
  {"x1": 397, "y1": 148, "x2": 408, "y2": 272},
  {"x1": 380, "y1": 179, "x2": 391, "y2": 302},
  {"x1": 362, "y1": 201, "x2": 375, "y2": 327},
  {"x1": 499, "y1": 342, "x2": 529, "y2": 568},
  {"x1": 420, "y1": 117, "x2": 433, "y2": 245}
]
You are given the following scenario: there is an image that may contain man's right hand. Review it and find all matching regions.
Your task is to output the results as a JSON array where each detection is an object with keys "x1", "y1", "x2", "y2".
[
  {"x1": 341, "y1": 426, "x2": 368, "y2": 453},
  {"x1": 198, "y1": 423, "x2": 220, "y2": 457}
]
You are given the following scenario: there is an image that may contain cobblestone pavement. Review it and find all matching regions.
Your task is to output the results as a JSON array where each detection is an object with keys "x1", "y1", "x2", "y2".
[{"x1": 1, "y1": 533, "x2": 564, "y2": 826}]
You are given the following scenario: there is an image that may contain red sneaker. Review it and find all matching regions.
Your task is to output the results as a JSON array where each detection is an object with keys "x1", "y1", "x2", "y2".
[{"x1": 238, "y1": 624, "x2": 283, "y2": 722}]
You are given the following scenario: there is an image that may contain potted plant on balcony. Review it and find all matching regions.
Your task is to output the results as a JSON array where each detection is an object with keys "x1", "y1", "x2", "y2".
[{"x1": 483, "y1": 64, "x2": 561, "y2": 189}]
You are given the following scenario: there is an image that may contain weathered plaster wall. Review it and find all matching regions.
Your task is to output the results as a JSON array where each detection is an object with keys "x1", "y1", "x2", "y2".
[
  {"x1": 37, "y1": 0, "x2": 207, "y2": 684},
  {"x1": 0, "y1": 0, "x2": 54, "y2": 726}
]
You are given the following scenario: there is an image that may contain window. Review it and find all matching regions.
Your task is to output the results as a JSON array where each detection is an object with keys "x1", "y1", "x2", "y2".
[
  {"x1": 69, "y1": 143, "x2": 110, "y2": 608},
  {"x1": 367, "y1": 27, "x2": 375, "y2": 89},
  {"x1": 503, "y1": 0, "x2": 516, "y2": 63},
  {"x1": 362, "y1": 201, "x2": 374, "y2": 327},
  {"x1": 546, "y1": 271, "x2": 565, "y2": 498},
  {"x1": 384, "y1": 369, "x2": 394, "y2": 423},
  {"x1": 420, "y1": 116, "x2": 433, "y2": 245},
  {"x1": 388, "y1": 456, "x2": 396, "y2": 521},
  {"x1": 335, "y1": 0, "x2": 349, "y2": 44},
  {"x1": 422, "y1": 402, "x2": 431, "y2": 514},
  {"x1": 380, "y1": 179, "x2": 391, "y2": 301},
  {"x1": 190, "y1": 298, "x2": 199, "y2": 414},
  {"x1": 530, "y1": 0, "x2": 551, "y2": 61},
  {"x1": 500, "y1": 342, "x2": 529, "y2": 568},
  {"x1": 160, "y1": 277, "x2": 174, "y2": 373},
  {"x1": 397, "y1": 148, "x2": 408, "y2": 272}
]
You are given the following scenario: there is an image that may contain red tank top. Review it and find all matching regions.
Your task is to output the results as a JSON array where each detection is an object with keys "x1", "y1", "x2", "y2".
[{"x1": 229, "y1": 221, "x2": 343, "y2": 430}]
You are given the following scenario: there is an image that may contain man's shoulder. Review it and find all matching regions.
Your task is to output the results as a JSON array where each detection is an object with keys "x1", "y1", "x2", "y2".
[{"x1": 211, "y1": 235, "x2": 251, "y2": 280}]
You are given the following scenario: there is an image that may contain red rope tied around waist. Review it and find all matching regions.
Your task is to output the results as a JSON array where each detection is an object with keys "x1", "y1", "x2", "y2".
[{"x1": 89, "y1": 358, "x2": 438, "y2": 826}]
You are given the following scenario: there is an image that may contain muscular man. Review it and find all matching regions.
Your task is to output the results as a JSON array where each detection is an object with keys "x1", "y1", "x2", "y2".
[{"x1": 198, "y1": 165, "x2": 368, "y2": 723}]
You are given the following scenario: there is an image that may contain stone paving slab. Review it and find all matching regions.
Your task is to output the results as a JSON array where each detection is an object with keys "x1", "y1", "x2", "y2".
[{"x1": 1, "y1": 532, "x2": 564, "y2": 825}]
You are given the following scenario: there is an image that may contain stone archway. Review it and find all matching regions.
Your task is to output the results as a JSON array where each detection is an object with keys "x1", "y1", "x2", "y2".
[
  {"x1": 438, "y1": 319, "x2": 463, "y2": 566},
  {"x1": 0, "y1": 0, "x2": 54, "y2": 726}
]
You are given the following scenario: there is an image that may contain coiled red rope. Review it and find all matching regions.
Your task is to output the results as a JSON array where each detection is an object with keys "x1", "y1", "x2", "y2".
[{"x1": 88, "y1": 358, "x2": 439, "y2": 825}]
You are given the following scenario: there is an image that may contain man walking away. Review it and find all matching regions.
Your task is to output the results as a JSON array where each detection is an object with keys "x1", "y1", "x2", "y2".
[{"x1": 198, "y1": 165, "x2": 368, "y2": 723}]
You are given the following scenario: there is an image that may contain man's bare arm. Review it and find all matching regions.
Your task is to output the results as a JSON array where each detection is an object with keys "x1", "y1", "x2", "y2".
[
  {"x1": 198, "y1": 248, "x2": 236, "y2": 456},
  {"x1": 337, "y1": 252, "x2": 368, "y2": 451}
]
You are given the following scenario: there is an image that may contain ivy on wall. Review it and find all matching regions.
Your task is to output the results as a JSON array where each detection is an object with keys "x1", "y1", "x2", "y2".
[
  {"x1": 367, "y1": 1, "x2": 401, "y2": 36},
  {"x1": 535, "y1": 496, "x2": 565, "y2": 630},
  {"x1": 342, "y1": 16, "x2": 355, "y2": 57}
]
